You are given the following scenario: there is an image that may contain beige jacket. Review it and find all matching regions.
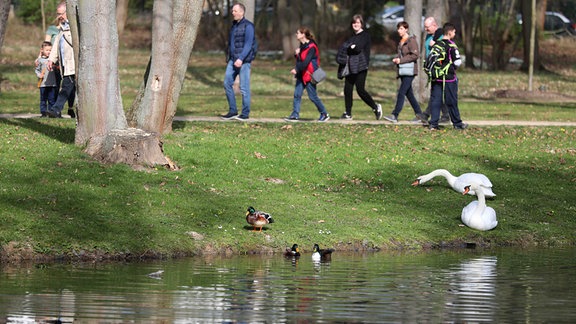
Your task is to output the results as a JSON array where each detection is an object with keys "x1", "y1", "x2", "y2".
[{"x1": 49, "y1": 26, "x2": 75, "y2": 76}]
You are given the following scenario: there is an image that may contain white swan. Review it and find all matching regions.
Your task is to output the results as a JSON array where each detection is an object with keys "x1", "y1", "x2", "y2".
[
  {"x1": 461, "y1": 183, "x2": 498, "y2": 231},
  {"x1": 412, "y1": 169, "x2": 496, "y2": 197}
]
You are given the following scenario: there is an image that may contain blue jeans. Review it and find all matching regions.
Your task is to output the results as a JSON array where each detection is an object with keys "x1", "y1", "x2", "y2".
[
  {"x1": 392, "y1": 75, "x2": 422, "y2": 117},
  {"x1": 39, "y1": 86, "x2": 58, "y2": 114},
  {"x1": 50, "y1": 75, "x2": 76, "y2": 115},
  {"x1": 289, "y1": 79, "x2": 327, "y2": 118},
  {"x1": 224, "y1": 61, "x2": 251, "y2": 117},
  {"x1": 430, "y1": 80, "x2": 464, "y2": 128}
]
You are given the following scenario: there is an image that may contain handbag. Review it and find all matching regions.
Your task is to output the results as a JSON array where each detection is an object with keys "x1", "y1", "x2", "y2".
[
  {"x1": 398, "y1": 62, "x2": 415, "y2": 76},
  {"x1": 311, "y1": 67, "x2": 327, "y2": 84}
]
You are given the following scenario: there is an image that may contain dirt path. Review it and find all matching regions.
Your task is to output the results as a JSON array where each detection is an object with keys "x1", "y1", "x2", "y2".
[{"x1": 2, "y1": 113, "x2": 576, "y2": 127}]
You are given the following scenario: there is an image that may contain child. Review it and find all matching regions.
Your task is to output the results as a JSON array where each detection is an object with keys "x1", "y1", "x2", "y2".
[
  {"x1": 35, "y1": 41, "x2": 59, "y2": 117},
  {"x1": 428, "y1": 23, "x2": 468, "y2": 130}
]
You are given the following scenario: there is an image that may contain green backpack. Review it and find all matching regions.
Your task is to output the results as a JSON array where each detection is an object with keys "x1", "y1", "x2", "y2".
[{"x1": 424, "y1": 40, "x2": 457, "y2": 82}]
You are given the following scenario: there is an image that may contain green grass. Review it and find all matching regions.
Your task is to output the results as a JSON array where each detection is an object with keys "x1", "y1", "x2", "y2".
[
  {"x1": 1, "y1": 30, "x2": 575, "y2": 259},
  {"x1": 0, "y1": 118, "x2": 574, "y2": 259}
]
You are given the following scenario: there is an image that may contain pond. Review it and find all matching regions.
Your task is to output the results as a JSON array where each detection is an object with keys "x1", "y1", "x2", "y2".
[{"x1": 1, "y1": 247, "x2": 575, "y2": 323}]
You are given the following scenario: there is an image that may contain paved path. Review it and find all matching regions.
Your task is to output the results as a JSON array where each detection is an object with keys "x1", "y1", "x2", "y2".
[{"x1": 2, "y1": 113, "x2": 576, "y2": 127}]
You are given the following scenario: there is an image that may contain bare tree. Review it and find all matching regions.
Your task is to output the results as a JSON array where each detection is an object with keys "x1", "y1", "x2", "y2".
[
  {"x1": 127, "y1": 0, "x2": 204, "y2": 135},
  {"x1": 68, "y1": 0, "x2": 203, "y2": 168},
  {"x1": 520, "y1": 0, "x2": 544, "y2": 71}
]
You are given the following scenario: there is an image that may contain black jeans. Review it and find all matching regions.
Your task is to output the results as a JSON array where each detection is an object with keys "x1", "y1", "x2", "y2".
[{"x1": 50, "y1": 75, "x2": 76, "y2": 115}]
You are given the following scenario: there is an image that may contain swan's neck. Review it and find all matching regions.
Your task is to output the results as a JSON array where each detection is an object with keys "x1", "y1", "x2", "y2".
[
  {"x1": 424, "y1": 169, "x2": 455, "y2": 184},
  {"x1": 473, "y1": 189, "x2": 486, "y2": 216}
]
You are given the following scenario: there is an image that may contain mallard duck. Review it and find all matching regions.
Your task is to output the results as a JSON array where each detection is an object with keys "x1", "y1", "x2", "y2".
[
  {"x1": 245, "y1": 206, "x2": 274, "y2": 232},
  {"x1": 284, "y1": 244, "x2": 301, "y2": 257},
  {"x1": 312, "y1": 243, "x2": 334, "y2": 261},
  {"x1": 412, "y1": 169, "x2": 496, "y2": 197},
  {"x1": 461, "y1": 183, "x2": 498, "y2": 231}
]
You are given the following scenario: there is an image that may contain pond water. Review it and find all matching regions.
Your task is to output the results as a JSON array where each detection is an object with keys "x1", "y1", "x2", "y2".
[{"x1": 0, "y1": 247, "x2": 574, "y2": 323}]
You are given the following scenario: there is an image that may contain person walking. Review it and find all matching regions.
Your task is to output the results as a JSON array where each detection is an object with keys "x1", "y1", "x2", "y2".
[
  {"x1": 220, "y1": 3, "x2": 256, "y2": 121},
  {"x1": 428, "y1": 23, "x2": 468, "y2": 131},
  {"x1": 284, "y1": 27, "x2": 330, "y2": 122},
  {"x1": 35, "y1": 41, "x2": 58, "y2": 117},
  {"x1": 422, "y1": 17, "x2": 449, "y2": 124},
  {"x1": 46, "y1": 1, "x2": 76, "y2": 119},
  {"x1": 339, "y1": 14, "x2": 382, "y2": 121},
  {"x1": 383, "y1": 21, "x2": 426, "y2": 124}
]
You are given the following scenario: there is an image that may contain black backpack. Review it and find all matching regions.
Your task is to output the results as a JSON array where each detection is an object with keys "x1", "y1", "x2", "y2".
[{"x1": 424, "y1": 40, "x2": 456, "y2": 81}]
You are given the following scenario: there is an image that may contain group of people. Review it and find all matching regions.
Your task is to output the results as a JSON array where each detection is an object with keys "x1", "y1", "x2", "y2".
[
  {"x1": 220, "y1": 4, "x2": 467, "y2": 130},
  {"x1": 34, "y1": 1, "x2": 76, "y2": 119},
  {"x1": 34, "y1": 2, "x2": 466, "y2": 130}
]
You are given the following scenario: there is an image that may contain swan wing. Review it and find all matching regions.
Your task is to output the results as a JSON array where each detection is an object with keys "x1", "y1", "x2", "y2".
[{"x1": 455, "y1": 173, "x2": 494, "y2": 195}]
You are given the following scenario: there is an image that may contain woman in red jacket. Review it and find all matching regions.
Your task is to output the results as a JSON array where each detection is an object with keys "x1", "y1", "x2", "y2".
[{"x1": 284, "y1": 27, "x2": 330, "y2": 122}]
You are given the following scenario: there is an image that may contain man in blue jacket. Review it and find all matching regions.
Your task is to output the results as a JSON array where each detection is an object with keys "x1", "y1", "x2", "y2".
[{"x1": 221, "y1": 3, "x2": 256, "y2": 121}]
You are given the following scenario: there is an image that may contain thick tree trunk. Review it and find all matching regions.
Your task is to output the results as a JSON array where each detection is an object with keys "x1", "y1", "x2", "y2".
[
  {"x1": 71, "y1": 0, "x2": 172, "y2": 169},
  {"x1": 127, "y1": 0, "x2": 203, "y2": 135}
]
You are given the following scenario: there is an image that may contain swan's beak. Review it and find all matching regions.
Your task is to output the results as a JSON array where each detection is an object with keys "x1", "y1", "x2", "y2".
[
  {"x1": 462, "y1": 186, "x2": 470, "y2": 195},
  {"x1": 411, "y1": 179, "x2": 420, "y2": 186}
]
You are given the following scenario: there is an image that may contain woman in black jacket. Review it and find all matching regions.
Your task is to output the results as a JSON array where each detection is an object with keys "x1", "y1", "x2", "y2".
[{"x1": 339, "y1": 14, "x2": 382, "y2": 120}]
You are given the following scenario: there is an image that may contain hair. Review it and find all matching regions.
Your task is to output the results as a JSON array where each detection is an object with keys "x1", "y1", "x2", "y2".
[
  {"x1": 57, "y1": 1, "x2": 66, "y2": 10},
  {"x1": 351, "y1": 14, "x2": 364, "y2": 27},
  {"x1": 397, "y1": 21, "x2": 409, "y2": 29},
  {"x1": 443, "y1": 22, "x2": 456, "y2": 35},
  {"x1": 297, "y1": 27, "x2": 315, "y2": 41},
  {"x1": 42, "y1": 41, "x2": 52, "y2": 48},
  {"x1": 424, "y1": 17, "x2": 438, "y2": 27},
  {"x1": 233, "y1": 3, "x2": 246, "y2": 13}
]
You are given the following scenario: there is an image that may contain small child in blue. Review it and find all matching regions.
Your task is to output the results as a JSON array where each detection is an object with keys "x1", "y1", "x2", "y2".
[{"x1": 35, "y1": 41, "x2": 59, "y2": 117}]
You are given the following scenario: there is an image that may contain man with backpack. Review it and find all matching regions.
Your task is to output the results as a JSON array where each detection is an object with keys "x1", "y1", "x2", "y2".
[
  {"x1": 427, "y1": 23, "x2": 468, "y2": 130},
  {"x1": 421, "y1": 17, "x2": 449, "y2": 124}
]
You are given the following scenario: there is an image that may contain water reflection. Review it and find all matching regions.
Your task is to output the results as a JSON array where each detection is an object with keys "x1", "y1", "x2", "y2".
[
  {"x1": 1, "y1": 248, "x2": 575, "y2": 322},
  {"x1": 446, "y1": 256, "x2": 498, "y2": 322}
]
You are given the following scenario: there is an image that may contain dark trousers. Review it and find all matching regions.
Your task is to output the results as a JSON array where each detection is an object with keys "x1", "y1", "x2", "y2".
[
  {"x1": 344, "y1": 70, "x2": 377, "y2": 116},
  {"x1": 391, "y1": 75, "x2": 422, "y2": 117},
  {"x1": 39, "y1": 86, "x2": 58, "y2": 114},
  {"x1": 50, "y1": 75, "x2": 76, "y2": 115},
  {"x1": 429, "y1": 80, "x2": 464, "y2": 128}
]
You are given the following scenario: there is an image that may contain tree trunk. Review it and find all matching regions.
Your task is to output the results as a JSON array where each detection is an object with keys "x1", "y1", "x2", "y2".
[
  {"x1": 458, "y1": 0, "x2": 478, "y2": 69},
  {"x1": 70, "y1": 0, "x2": 172, "y2": 169},
  {"x1": 127, "y1": 0, "x2": 203, "y2": 134},
  {"x1": 116, "y1": 0, "x2": 130, "y2": 36},
  {"x1": 278, "y1": 0, "x2": 300, "y2": 61},
  {"x1": 0, "y1": 0, "x2": 10, "y2": 53},
  {"x1": 405, "y1": 0, "x2": 423, "y2": 100},
  {"x1": 520, "y1": 0, "x2": 542, "y2": 71}
]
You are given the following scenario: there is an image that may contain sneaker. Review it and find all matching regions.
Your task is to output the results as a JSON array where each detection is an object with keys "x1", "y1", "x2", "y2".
[
  {"x1": 439, "y1": 116, "x2": 450, "y2": 124},
  {"x1": 318, "y1": 113, "x2": 330, "y2": 122},
  {"x1": 454, "y1": 123, "x2": 468, "y2": 130},
  {"x1": 68, "y1": 109, "x2": 76, "y2": 118},
  {"x1": 411, "y1": 116, "x2": 422, "y2": 123},
  {"x1": 235, "y1": 115, "x2": 249, "y2": 121},
  {"x1": 374, "y1": 104, "x2": 383, "y2": 120},
  {"x1": 220, "y1": 112, "x2": 238, "y2": 120},
  {"x1": 429, "y1": 126, "x2": 439, "y2": 131},
  {"x1": 47, "y1": 110, "x2": 62, "y2": 118},
  {"x1": 383, "y1": 115, "x2": 398, "y2": 123},
  {"x1": 40, "y1": 112, "x2": 48, "y2": 118},
  {"x1": 284, "y1": 116, "x2": 299, "y2": 122},
  {"x1": 340, "y1": 113, "x2": 352, "y2": 120}
]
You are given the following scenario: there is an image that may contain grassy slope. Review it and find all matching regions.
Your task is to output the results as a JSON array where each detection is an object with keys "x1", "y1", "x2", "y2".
[{"x1": 0, "y1": 19, "x2": 575, "y2": 260}]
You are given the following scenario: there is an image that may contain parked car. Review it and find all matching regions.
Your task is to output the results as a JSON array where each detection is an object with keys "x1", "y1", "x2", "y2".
[
  {"x1": 518, "y1": 11, "x2": 576, "y2": 36},
  {"x1": 372, "y1": 5, "x2": 425, "y2": 32}
]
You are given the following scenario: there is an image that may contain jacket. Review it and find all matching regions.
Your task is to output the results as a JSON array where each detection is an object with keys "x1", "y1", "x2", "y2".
[
  {"x1": 295, "y1": 41, "x2": 320, "y2": 85},
  {"x1": 396, "y1": 35, "x2": 420, "y2": 77},
  {"x1": 228, "y1": 17, "x2": 256, "y2": 63},
  {"x1": 49, "y1": 22, "x2": 75, "y2": 76},
  {"x1": 345, "y1": 30, "x2": 371, "y2": 74}
]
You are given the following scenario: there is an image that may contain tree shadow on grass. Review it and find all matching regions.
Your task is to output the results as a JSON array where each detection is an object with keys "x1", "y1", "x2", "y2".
[{"x1": 0, "y1": 118, "x2": 75, "y2": 144}]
